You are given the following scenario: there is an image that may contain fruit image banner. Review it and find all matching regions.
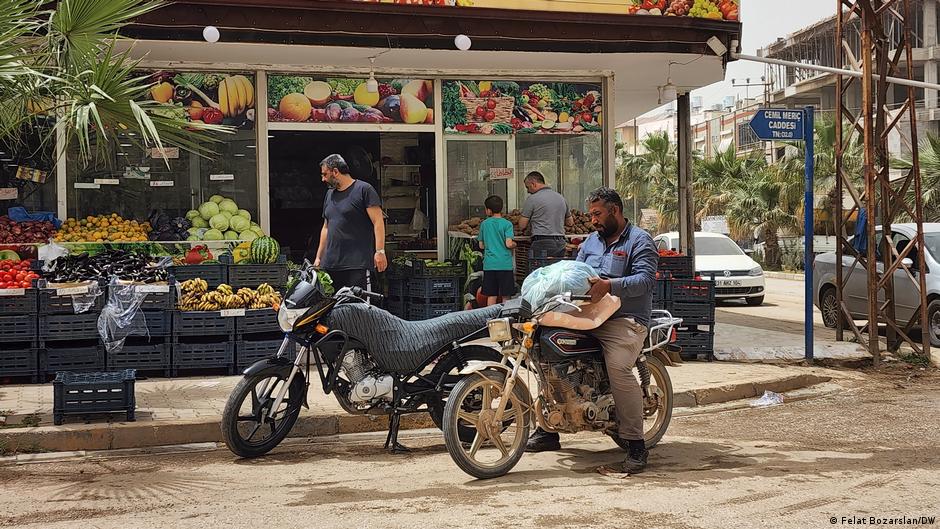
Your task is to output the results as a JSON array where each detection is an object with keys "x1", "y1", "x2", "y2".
[
  {"x1": 443, "y1": 81, "x2": 602, "y2": 135},
  {"x1": 267, "y1": 76, "x2": 435, "y2": 124},
  {"x1": 353, "y1": 0, "x2": 739, "y2": 20},
  {"x1": 148, "y1": 72, "x2": 256, "y2": 130}
]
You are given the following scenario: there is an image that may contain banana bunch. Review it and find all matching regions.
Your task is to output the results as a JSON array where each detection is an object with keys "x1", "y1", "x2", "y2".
[
  {"x1": 257, "y1": 283, "x2": 275, "y2": 296},
  {"x1": 248, "y1": 291, "x2": 282, "y2": 310},
  {"x1": 180, "y1": 278, "x2": 208, "y2": 295},
  {"x1": 218, "y1": 75, "x2": 255, "y2": 117},
  {"x1": 176, "y1": 280, "x2": 281, "y2": 311},
  {"x1": 217, "y1": 283, "x2": 234, "y2": 296}
]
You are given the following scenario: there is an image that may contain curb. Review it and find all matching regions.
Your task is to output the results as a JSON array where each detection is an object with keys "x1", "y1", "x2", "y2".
[
  {"x1": 764, "y1": 271, "x2": 804, "y2": 281},
  {"x1": 0, "y1": 374, "x2": 832, "y2": 454}
]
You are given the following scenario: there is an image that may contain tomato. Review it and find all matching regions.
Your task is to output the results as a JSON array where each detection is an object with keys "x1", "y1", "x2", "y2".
[
  {"x1": 1, "y1": 273, "x2": 11, "y2": 282},
  {"x1": 484, "y1": 110, "x2": 496, "y2": 121},
  {"x1": 20, "y1": 280, "x2": 30, "y2": 288},
  {"x1": 0, "y1": 282, "x2": 7, "y2": 289},
  {"x1": 15, "y1": 272, "x2": 25, "y2": 282},
  {"x1": 486, "y1": 99, "x2": 497, "y2": 110},
  {"x1": 475, "y1": 106, "x2": 486, "y2": 118}
]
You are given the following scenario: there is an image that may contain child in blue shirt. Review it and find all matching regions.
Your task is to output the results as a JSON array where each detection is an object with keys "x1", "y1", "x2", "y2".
[{"x1": 477, "y1": 195, "x2": 517, "y2": 305}]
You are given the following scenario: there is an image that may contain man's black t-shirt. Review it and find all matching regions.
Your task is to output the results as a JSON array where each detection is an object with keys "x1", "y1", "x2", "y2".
[{"x1": 321, "y1": 180, "x2": 382, "y2": 271}]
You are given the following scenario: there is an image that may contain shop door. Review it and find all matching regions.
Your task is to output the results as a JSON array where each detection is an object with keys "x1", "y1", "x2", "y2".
[{"x1": 445, "y1": 137, "x2": 514, "y2": 229}]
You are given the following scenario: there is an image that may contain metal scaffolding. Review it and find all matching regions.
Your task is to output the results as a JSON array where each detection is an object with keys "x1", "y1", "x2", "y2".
[{"x1": 835, "y1": 0, "x2": 932, "y2": 364}]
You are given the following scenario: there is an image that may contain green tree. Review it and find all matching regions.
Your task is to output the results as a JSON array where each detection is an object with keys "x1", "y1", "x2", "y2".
[
  {"x1": 0, "y1": 0, "x2": 226, "y2": 165},
  {"x1": 616, "y1": 131, "x2": 679, "y2": 232},
  {"x1": 894, "y1": 133, "x2": 940, "y2": 222}
]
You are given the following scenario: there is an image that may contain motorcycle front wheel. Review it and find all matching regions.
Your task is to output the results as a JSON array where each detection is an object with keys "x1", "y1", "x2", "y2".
[
  {"x1": 442, "y1": 368, "x2": 531, "y2": 480},
  {"x1": 609, "y1": 355, "x2": 673, "y2": 450},
  {"x1": 221, "y1": 371, "x2": 304, "y2": 458}
]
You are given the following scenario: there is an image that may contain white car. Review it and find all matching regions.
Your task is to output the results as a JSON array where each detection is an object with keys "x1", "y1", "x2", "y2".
[{"x1": 654, "y1": 231, "x2": 766, "y2": 305}]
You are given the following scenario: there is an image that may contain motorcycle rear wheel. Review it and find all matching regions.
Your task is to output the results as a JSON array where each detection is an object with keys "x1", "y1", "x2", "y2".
[
  {"x1": 609, "y1": 356, "x2": 673, "y2": 450},
  {"x1": 221, "y1": 372, "x2": 304, "y2": 458}
]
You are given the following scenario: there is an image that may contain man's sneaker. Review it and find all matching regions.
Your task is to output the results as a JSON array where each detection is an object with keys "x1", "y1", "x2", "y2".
[
  {"x1": 622, "y1": 439, "x2": 649, "y2": 473},
  {"x1": 525, "y1": 428, "x2": 561, "y2": 453}
]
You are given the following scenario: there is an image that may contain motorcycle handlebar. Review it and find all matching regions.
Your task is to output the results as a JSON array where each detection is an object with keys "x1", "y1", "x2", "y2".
[
  {"x1": 571, "y1": 295, "x2": 592, "y2": 301},
  {"x1": 352, "y1": 286, "x2": 385, "y2": 301}
]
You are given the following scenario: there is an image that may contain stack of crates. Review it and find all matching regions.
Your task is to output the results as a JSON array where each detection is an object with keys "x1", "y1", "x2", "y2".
[
  {"x1": 386, "y1": 260, "x2": 464, "y2": 320},
  {"x1": 0, "y1": 288, "x2": 39, "y2": 383},
  {"x1": 37, "y1": 282, "x2": 106, "y2": 380},
  {"x1": 171, "y1": 310, "x2": 236, "y2": 376},
  {"x1": 106, "y1": 283, "x2": 175, "y2": 377},
  {"x1": 655, "y1": 255, "x2": 716, "y2": 361},
  {"x1": 234, "y1": 308, "x2": 289, "y2": 372}
]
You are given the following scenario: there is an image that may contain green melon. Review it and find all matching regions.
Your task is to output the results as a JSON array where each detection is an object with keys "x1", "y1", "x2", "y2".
[{"x1": 249, "y1": 236, "x2": 280, "y2": 264}]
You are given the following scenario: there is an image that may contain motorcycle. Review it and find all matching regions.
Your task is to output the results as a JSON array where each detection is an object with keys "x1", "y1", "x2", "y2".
[
  {"x1": 441, "y1": 292, "x2": 681, "y2": 479},
  {"x1": 221, "y1": 261, "x2": 503, "y2": 458}
]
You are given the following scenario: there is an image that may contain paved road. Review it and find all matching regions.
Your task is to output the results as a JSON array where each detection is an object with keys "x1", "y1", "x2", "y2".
[
  {"x1": 2, "y1": 368, "x2": 937, "y2": 529},
  {"x1": 716, "y1": 277, "x2": 837, "y2": 340}
]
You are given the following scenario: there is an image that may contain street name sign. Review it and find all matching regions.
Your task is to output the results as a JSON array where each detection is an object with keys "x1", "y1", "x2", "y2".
[{"x1": 749, "y1": 109, "x2": 805, "y2": 140}]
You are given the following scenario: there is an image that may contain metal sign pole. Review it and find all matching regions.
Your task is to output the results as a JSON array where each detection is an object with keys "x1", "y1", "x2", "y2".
[{"x1": 803, "y1": 107, "x2": 815, "y2": 361}]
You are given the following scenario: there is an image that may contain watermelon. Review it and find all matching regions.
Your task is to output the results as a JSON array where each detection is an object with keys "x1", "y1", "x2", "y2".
[{"x1": 249, "y1": 236, "x2": 280, "y2": 264}]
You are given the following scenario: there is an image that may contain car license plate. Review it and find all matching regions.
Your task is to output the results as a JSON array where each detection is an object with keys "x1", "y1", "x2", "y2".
[{"x1": 718, "y1": 280, "x2": 742, "y2": 287}]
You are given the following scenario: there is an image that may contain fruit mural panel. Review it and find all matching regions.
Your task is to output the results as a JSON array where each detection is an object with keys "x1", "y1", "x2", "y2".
[
  {"x1": 443, "y1": 81, "x2": 602, "y2": 135},
  {"x1": 352, "y1": 0, "x2": 739, "y2": 20},
  {"x1": 149, "y1": 71, "x2": 256, "y2": 130},
  {"x1": 267, "y1": 76, "x2": 435, "y2": 124}
]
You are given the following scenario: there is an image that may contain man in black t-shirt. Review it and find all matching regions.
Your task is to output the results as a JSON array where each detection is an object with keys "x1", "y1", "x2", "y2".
[{"x1": 314, "y1": 154, "x2": 387, "y2": 291}]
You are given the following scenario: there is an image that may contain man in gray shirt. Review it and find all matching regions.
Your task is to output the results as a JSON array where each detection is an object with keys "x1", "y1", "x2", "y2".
[{"x1": 518, "y1": 171, "x2": 573, "y2": 264}]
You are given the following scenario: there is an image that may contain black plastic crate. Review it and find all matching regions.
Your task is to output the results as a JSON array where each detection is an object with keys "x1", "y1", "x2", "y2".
[
  {"x1": 236, "y1": 308, "x2": 280, "y2": 336},
  {"x1": 171, "y1": 339, "x2": 234, "y2": 375},
  {"x1": 236, "y1": 337, "x2": 295, "y2": 371},
  {"x1": 39, "y1": 312, "x2": 100, "y2": 342},
  {"x1": 108, "y1": 282, "x2": 175, "y2": 311},
  {"x1": 675, "y1": 327, "x2": 715, "y2": 360},
  {"x1": 407, "y1": 301, "x2": 459, "y2": 321},
  {"x1": 125, "y1": 310, "x2": 172, "y2": 338},
  {"x1": 667, "y1": 302, "x2": 715, "y2": 326},
  {"x1": 388, "y1": 279, "x2": 406, "y2": 299},
  {"x1": 407, "y1": 260, "x2": 464, "y2": 279},
  {"x1": 172, "y1": 310, "x2": 236, "y2": 337},
  {"x1": 408, "y1": 276, "x2": 461, "y2": 299},
  {"x1": 652, "y1": 280, "x2": 669, "y2": 303},
  {"x1": 53, "y1": 370, "x2": 136, "y2": 425},
  {"x1": 227, "y1": 262, "x2": 288, "y2": 289},
  {"x1": 387, "y1": 262, "x2": 409, "y2": 280},
  {"x1": 668, "y1": 280, "x2": 715, "y2": 303},
  {"x1": 107, "y1": 342, "x2": 170, "y2": 374},
  {"x1": 169, "y1": 263, "x2": 227, "y2": 289},
  {"x1": 0, "y1": 346, "x2": 38, "y2": 381},
  {"x1": 0, "y1": 289, "x2": 37, "y2": 314},
  {"x1": 41, "y1": 343, "x2": 105, "y2": 377},
  {"x1": 385, "y1": 297, "x2": 407, "y2": 318},
  {"x1": 657, "y1": 255, "x2": 694, "y2": 280},
  {"x1": 39, "y1": 285, "x2": 105, "y2": 314},
  {"x1": 0, "y1": 314, "x2": 37, "y2": 342}
]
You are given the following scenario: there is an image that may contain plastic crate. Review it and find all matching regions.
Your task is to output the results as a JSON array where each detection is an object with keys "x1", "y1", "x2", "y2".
[
  {"x1": 407, "y1": 301, "x2": 459, "y2": 320},
  {"x1": 168, "y1": 263, "x2": 227, "y2": 289},
  {"x1": 236, "y1": 337, "x2": 295, "y2": 371},
  {"x1": 388, "y1": 279, "x2": 406, "y2": 298},
  {"x1": 675, "y1": 327, "x2": 715, "y2": 360},
  {"x1": 126, "y1": 310, "x2": 172, "y2": 338},
  {"x1": 407, "y1": 260, "x2": 464, "y2": 279},
  {"x1": 0, "y1": 314, "x2": 37, "y2": 342},
  {"x1": 0, "y1": 346, "x2": 38, "y2": 381},
  {"x1": 408, "y1": 276, "x2": 461, "y2": 299},
  {"x1": 109, "y1": 283, "x2": 175, "y2": 311},
  {"x1": 227, "y1": 262, "x2": 288, "y2": 289},
  {"x1": 667, "y1": 301, "x2": 715, "y2": 325},
  {"x1": 236, "y1": 308, "x2": 280, "y2": 336},
  {"x1": 385, "y1": 297, "x2": 407, "y2": 318},
  {"x1": 107, "y1": 342, "x2": 170, "y2": 374},
  {"x1": 387, "y1": 262, "x2": 409, "y2": 280},
  {"x1": 668, "y1": 279, "x2": 715, "y2": 303},
  {"x1": 0, "y1": 289, "x2": 38, "y2": 315},
  {"x1": 652, "y1": 280, "x2": 670, "y2": 303},
  {"x1": 172, "y1": 310, "x2": 236, "y2": 337},
  {"x1": 39, "y1": 286, "x2": 105, "y2": 314},
  {"x1": 53, "y1": 370, "x2": 136, "y2": 425},
  {"x1": 39, "y1": 313, "x2": 100, "y2": 342},
  {"x1": 171, "y1": 340, "x2": 234, "y2": 375},
  {"x1": 657, "y1": 256, "x2": 694, "y2": 279},
  {"x1": 41, "y1": 343, "x2": 105, "y2": 377}
]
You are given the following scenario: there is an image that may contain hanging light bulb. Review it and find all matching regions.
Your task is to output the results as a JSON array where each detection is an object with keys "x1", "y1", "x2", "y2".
[
  {"x1": 661, "y1": 78, "x2": 678, "y2": 103},
  {"x1": 366, "y1": 57, "x2": 378, "y2": 93},
  {"x1": 203, "y1": 26, "x2": 220, "y2": 43},
  {"x1": 454, "y1": 34, "x2": 472, "y2": 51}
]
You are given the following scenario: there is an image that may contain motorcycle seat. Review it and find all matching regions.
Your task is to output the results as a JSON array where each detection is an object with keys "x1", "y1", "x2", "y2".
[{"x1": 324, "y1": 303, "x2": 502, "y2": 374}]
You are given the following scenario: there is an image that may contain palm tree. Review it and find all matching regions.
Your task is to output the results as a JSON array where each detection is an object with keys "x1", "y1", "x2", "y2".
[
  {"x1": 0, "y1": 0, "x2": 226, "y2": 165},
  {"x1": 894, "y1": 133, "x2": 940, "y2": 222},
  {"x1": 616, "y1": 131, "x2": 680, "y2": 231},
  {"x1": 722, "y1": 167, "x2": 800, "y2": 269},
  {"x1": 694, "y1": 144, "x2": 766, "y2": 221}
]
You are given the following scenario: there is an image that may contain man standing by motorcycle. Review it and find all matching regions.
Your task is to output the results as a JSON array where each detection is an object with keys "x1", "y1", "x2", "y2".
[
  {"x1": 314, "y1": 154, "x2": 388, "y2": 290},
  {"x1": 525, "y1": 186, "x2": 658, "y2": 473}
]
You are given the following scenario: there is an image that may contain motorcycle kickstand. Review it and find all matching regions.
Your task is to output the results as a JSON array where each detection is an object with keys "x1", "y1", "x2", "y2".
[{"x1": 384, "y1": 412, "x2": 410, "y2": 454}]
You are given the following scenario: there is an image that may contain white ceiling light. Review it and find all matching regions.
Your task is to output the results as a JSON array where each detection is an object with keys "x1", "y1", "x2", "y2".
[
  {"x1": 366, "y1": 57, "x2": 378, "y2": 94},
  {"x1": 203, "y1": 26, "x2": 220, "y2": 43},
  {"x1": 454, "y1": 34, "x2": 472, "y2": 51},
  {"x1": 660, "y1": 80, "x2": 678, "y2": 103}
]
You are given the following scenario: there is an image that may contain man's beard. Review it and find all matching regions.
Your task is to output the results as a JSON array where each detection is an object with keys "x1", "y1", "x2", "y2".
[
  {"x1": 325, "y1": 175, "x2": 339, "y2": 189},
  {"x1": 594, "y1": 217, "x2": 618, "y2": 237}
]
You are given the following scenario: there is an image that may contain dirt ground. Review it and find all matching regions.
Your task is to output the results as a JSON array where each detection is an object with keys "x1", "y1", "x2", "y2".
[{"x1": 1, "y1": 365, "x2": 938, "y2": 529}]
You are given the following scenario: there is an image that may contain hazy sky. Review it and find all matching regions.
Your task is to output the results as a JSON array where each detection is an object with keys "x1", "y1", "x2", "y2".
[{"x1": 681, "y1": 1, "x2": 837, "y2": 108}]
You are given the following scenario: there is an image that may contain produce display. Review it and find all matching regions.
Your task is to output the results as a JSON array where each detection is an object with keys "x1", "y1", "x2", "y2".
[
  {"x1": 0, "y1": 258, "x2": 39, "y2": 290},
  {"x1": 248, "y1": 236, "x2": 280, "y2": 264},
  {"x1": 185, "y1": 195, "x2": 264, "y2": 242},
  {"x1": 177, "y1": 279, "x2": 282, "y2": 311},
  {"x1": 450, "y1": 209, "x2": 595, "y2": 237},
  {"x1": 173, "y1": 245, "x2": 218, "y2": 266},
  {"x1": 56, "y1": 214, "x2": 151, "y2": 242},
  {"x1": 629, "y1": 0, "x2": 739, "y2": 20},
  {"x1": 443, "y1": 81, "x2": 602, "y2": 135},
  {"x1": 0, "y1": 215, "x2": 57, "y2": 245},
  {"x1": 44, "y1": 250, "x2": 169, "y2": 283},
  {"x1": 149, "y1": 71, "x2": 256, "y2": 129},
  {"x1": 148, "y1": 211, "x2": 192, "y2": 242},
  {"x1": 267, "y1": 76, "x2": 434, "y2": 124}
]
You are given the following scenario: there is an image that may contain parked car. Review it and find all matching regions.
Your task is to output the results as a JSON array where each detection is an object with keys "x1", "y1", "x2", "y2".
[
  {"x1": 654, "y1": 231, "x2": 766, "y2": 305},
  {"x1": 813, "y1": 223, "x2": 940, "y2": 347}
]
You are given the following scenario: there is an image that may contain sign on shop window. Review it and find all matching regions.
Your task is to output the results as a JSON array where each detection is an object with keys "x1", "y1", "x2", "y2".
[
  {"x1": 443, "y1": 81, "x2": 602, "y2": 135},
  {"x1": 267, "y1": 76, "x2": 434, "y2": 124},
  {"x1": 147, "y1": 71, "x2": 256, "y2": 130}
]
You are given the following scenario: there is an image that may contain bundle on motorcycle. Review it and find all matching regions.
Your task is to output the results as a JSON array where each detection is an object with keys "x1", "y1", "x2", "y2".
[{"x1": 221, "y1": 261, "x2": 503, "y2": 458}]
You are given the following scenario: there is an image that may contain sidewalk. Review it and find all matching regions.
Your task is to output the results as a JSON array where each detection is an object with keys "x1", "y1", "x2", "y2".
[{"x1": 0, "y1": 362, "x2": 858, "y2": 454}]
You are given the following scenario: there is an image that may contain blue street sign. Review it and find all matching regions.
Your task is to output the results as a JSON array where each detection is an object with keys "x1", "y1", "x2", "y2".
[{"x1": 749, "y1": 108, "x2": 805, "y2": 141}]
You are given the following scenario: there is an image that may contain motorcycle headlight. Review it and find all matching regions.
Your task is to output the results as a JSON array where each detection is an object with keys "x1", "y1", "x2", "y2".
[
  {"x1": 277, "y1": 307, "x2": 306, "y2": 332},
  {"x1": 487, "y1": 318, "x2": 513, "y2": 342},
  {"x1": 748, "y1": 266, "x2": 764, "y2": 277}
]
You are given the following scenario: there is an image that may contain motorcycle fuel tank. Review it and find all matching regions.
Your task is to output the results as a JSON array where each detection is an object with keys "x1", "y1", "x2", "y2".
[{"x1": 539, "y1": 328, "x2": 603, "y2": 361}]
